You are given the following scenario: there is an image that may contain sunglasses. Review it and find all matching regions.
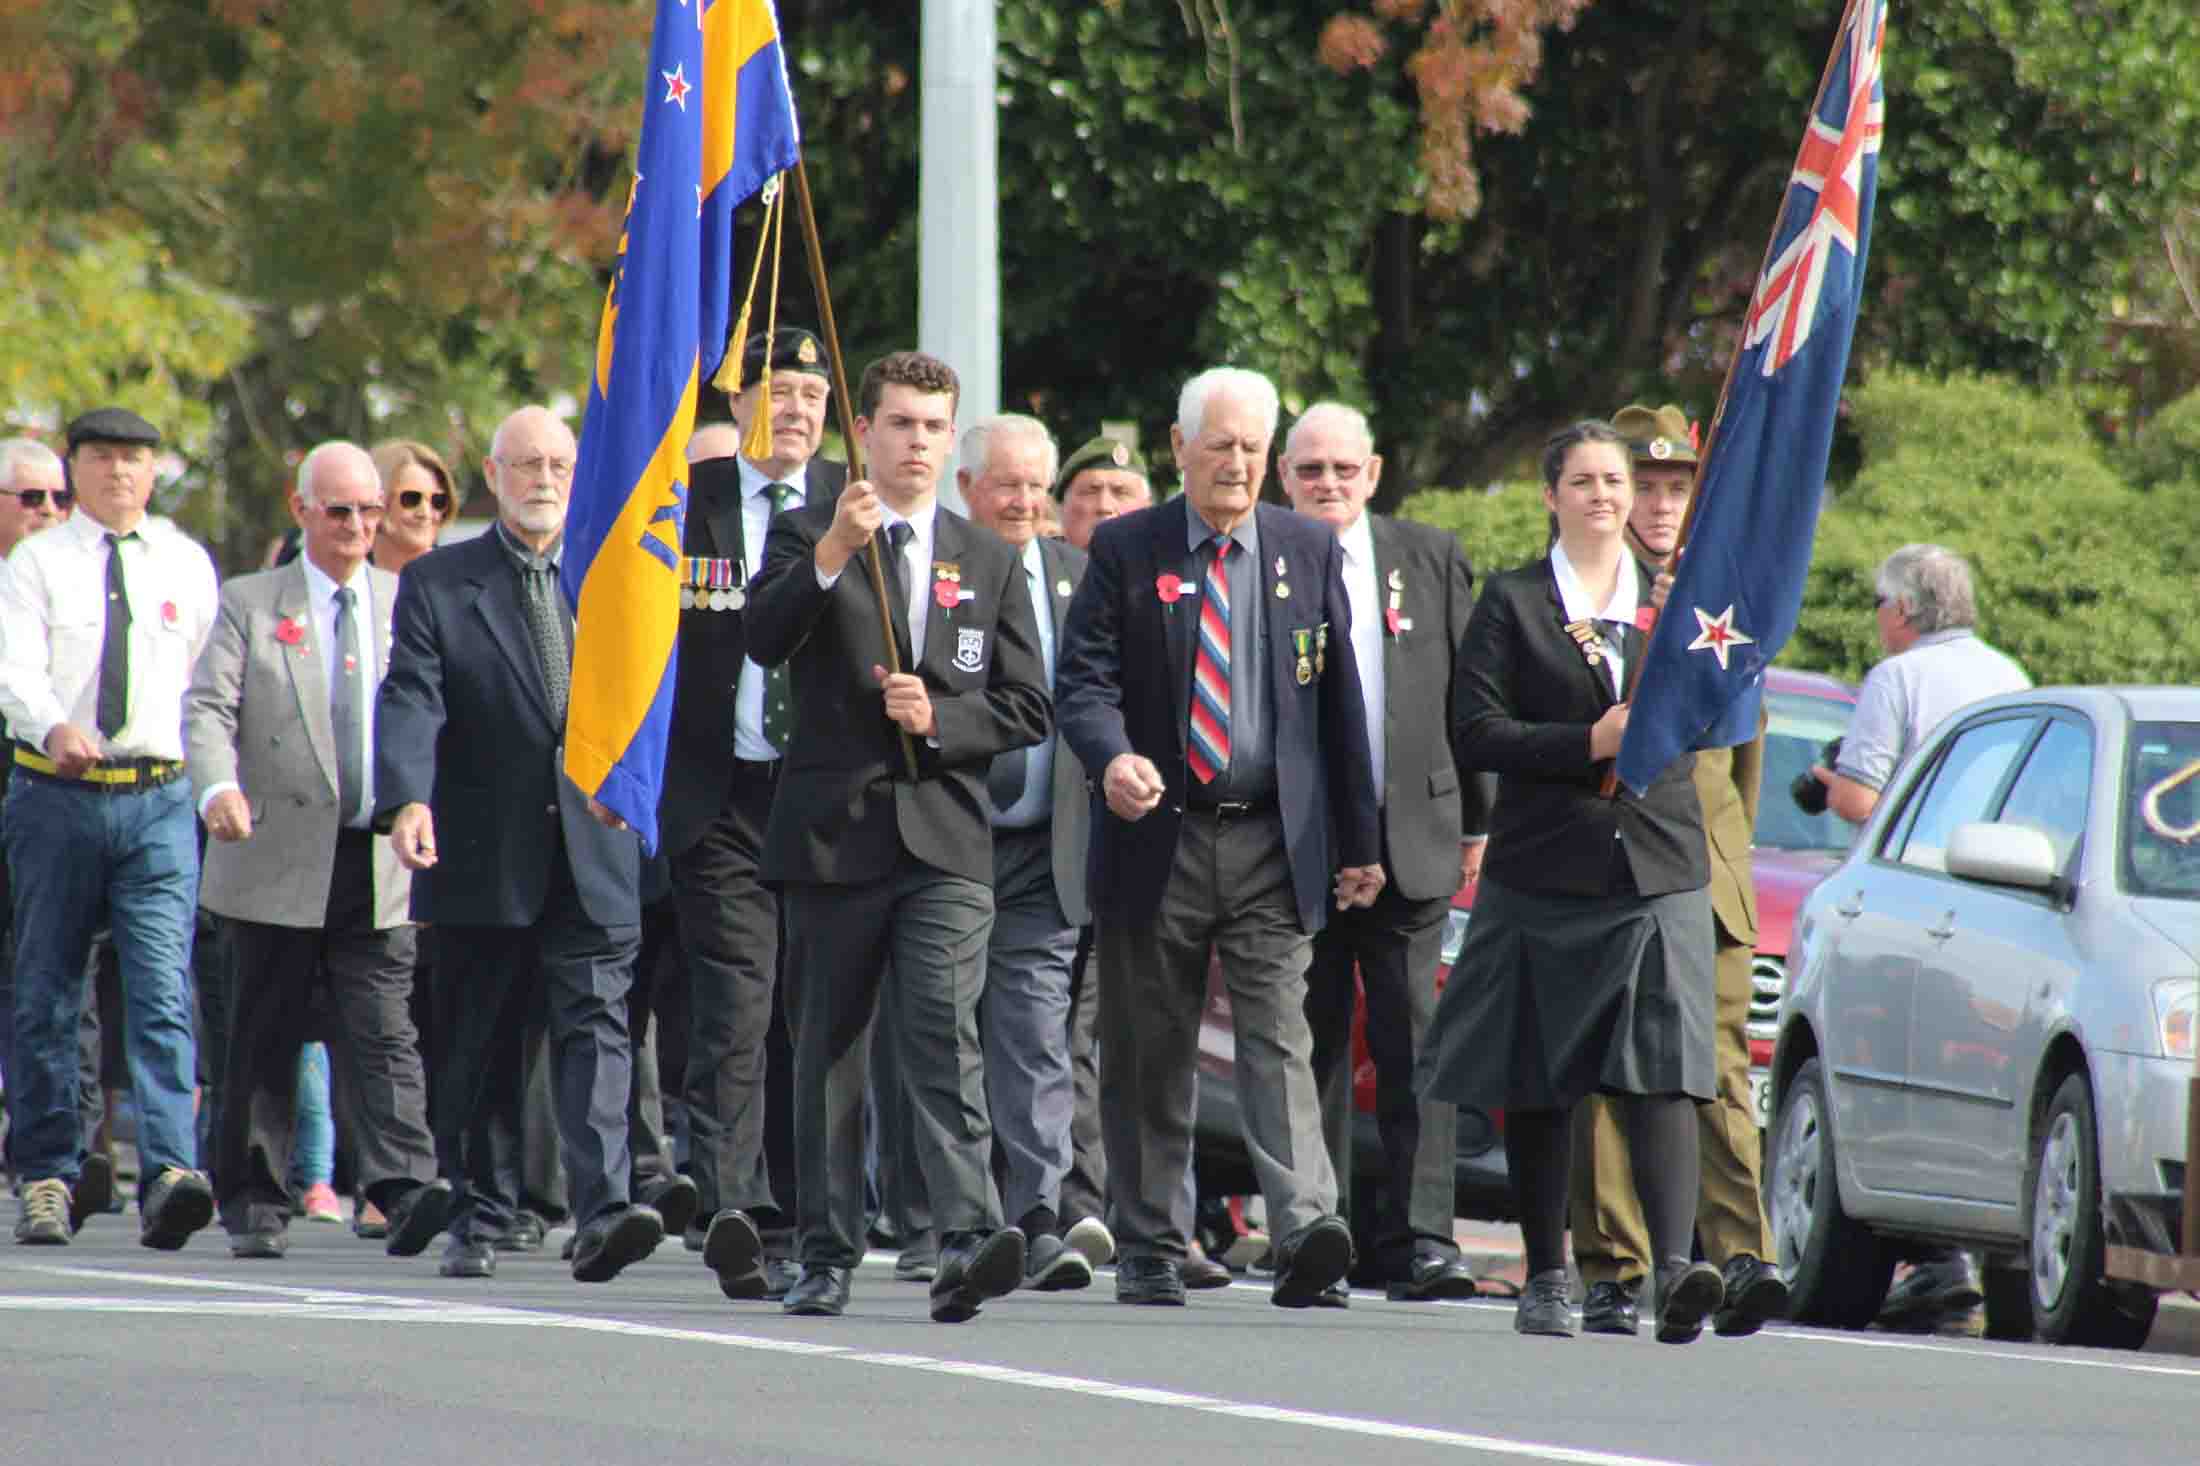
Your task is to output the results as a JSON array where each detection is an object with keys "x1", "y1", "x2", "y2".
[
  {"x1": 14, "y1": 489, "x2": 73, "y2": 510},
  {"x1": 318, "y1": 502, "x2": 386, "y2": 523},
  {"x1": 397, "y1": 488, "x2": 453, "y2": 513}
]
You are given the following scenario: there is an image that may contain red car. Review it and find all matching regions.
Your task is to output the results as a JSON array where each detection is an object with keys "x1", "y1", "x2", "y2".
[{"x1": 1194, "y1": 666, "x2": 1858, "y2": 1222}]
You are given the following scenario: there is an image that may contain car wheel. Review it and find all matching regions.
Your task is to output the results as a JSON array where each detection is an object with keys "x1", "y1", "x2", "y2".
[
  {"x1": 2023, "y1": 1073, "x2": 2158, "y2": 1350},
  {"x1": 1767, "y1": 1056, "x2": 1893, "y2": 1328}
]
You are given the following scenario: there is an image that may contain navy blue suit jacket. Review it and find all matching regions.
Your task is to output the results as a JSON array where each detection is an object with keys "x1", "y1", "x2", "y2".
[
  {"x1": 1055, "y1": 496, "x2": 1381, "y2": 935},
  {"x1": 373, "y1": 530, "x2": 641, "y2": 928}
]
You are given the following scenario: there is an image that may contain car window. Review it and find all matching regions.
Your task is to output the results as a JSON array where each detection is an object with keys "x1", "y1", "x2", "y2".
[
  {"x1": 1890, "y1": 715, "x2": 2036, "y2": 873},
  {"x1": 1756, "y1": 689, "x2": 1857, "y2": 851},
  {"x1": 1992, "y1": 718, "x2": 2092, "y2": 871},
  {"x1": 2125, "y1": 721, "x2": 2200, "y2": 901}
]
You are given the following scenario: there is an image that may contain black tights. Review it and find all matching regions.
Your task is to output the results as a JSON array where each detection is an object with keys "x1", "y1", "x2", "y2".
[{"x1": 1505, "y1": 1094, "x2": 1700, "y2": 1279}]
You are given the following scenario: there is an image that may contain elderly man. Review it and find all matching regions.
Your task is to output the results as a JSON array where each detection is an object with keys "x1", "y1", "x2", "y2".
[
  {"x1": 955, "y1": 414, "x2": 1097, "y2": 1290},
  {"x1": 1567, "y1": 404, "x2": 1788, "y2": 1337},
  {"x1": 1811, "y1": 541, "x2": 2029, "y2": 1335},
  {"x1": 186, "y1": 441, "x2": 448, "y2": 1260},
  {"x1": 1054, "y1": 437, "x2": 1152, "y2": 553},
  {"x1": 1279, "y1": 402, "x2": 1489, "y2": 1305},
  {"x1": 1, "y1": 408, "x2": 217, "y2": 1249},
  {"x1": 376, "y1": 405, "x2": 660, "y2": 1284},
  {"x1": 1056, "y1": 366, "x2": 1384, "y2": 1309}
]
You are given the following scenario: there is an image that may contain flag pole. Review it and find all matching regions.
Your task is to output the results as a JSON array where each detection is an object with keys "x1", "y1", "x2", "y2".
[
  {"x1": 1600, "y1": 0, "x2": 1867, "y2": 797},
  {"x1": 790, "y1": 158, "x2": 919, "y2": 781}
]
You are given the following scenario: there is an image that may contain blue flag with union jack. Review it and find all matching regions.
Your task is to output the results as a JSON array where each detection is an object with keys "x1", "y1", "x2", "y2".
[
  {"x1": 562, "y1": 0, "x2": 799, "y2": 850},
  {"x1": 1615, "y1": 0, "x2": 1885, "y2": 797}
]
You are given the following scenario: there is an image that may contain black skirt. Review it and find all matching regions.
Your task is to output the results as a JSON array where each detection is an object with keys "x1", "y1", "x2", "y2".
[{"x1": 1413, "y1": 873, "x2": 1716, "y2": 1111}]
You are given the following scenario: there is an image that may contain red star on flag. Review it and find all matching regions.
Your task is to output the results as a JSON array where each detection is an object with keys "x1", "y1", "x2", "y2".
[
  {"x1": 661, "y1": 64, "x2": 692, "y2": 111},
  {"x1": 1686, "y1": 604, "x2": 1756, "y2": 671}
]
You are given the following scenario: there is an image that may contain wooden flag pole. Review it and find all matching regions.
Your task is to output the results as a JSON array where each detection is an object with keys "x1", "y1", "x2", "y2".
[{"x1": 790, "y1": 159, "x2": 918, "y2": 780}]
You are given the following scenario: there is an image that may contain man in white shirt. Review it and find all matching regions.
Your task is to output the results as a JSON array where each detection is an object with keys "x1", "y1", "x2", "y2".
[
  {"x1": 0, "y1": 407, "x2": 217, "y2": 1249},
  {"x1": 184, "y1": 440, "x2": 449, "y2": 1261}
]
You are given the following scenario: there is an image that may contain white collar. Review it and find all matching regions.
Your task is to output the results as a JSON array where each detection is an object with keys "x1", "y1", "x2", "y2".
[
  {"x1": 737, "y1": 454, "x2": 810, "y2": 499},
  {"x1": 1019, "y1": 536, "x2": 1045, "y2": 577},
  {"x1": 1337, "y1": 512, "x2": 1375, "y2": 567},
  {"x1": 882, "y1": 498, "x2": 939, "y2": 544},
  {"x1": 1549, "y1": 541, "x2": 1640, "y2": 628},
  {"x1": 300, "y1": 555, "x2": 369, "y2": 606}
]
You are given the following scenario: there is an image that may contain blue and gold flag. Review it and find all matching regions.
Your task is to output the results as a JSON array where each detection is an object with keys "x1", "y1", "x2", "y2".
[{"x1": 562, "y1": 0, "x2": 799, "y2": 850}]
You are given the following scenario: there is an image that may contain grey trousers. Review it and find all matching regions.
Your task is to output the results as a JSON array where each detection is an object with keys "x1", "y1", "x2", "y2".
[
  {"x1": 784, "y1": 855, "x2": 1002, "y2": 1268},
  {"x1": 1098, "y1": 809, "x2": 1335, "y2": 1260},
  {"x1": 1058, "y1": 925, "x2": 1107, "y2": 1229},
  {"x1": 979, "y1": 827, "x2": 1079, "y2": 1228}
]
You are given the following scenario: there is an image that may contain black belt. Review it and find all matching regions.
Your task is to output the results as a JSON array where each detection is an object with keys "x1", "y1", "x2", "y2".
[
  {"x1": 732, "y1": 757, "x2": 782, "y2": 782},
  {"x1": 1181, "y1": 795, "x2": 1277, "y2": 819}
]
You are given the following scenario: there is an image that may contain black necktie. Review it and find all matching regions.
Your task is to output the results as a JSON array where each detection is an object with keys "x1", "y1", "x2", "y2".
[
  {"x1": 519, "y1": 561, "x2": 570, "y2": 725},
  {"x1": 96, "y1": 532, "x2": 134, "y2": 738},
  {"x1": 760, "y1": 482, "x2": 797, "y2": 751},
  {"x1": 881, "y1": 521, "x2": 915, "y2": 664},
  {"x1": 331, "y1": 586, "x2": 365, "y2": 825}
]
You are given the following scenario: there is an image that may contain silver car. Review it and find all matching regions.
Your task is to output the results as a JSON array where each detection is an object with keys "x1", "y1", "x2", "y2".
[{"x1": 1766, "y1": 687, "x2": 2198, "y2": 1349}]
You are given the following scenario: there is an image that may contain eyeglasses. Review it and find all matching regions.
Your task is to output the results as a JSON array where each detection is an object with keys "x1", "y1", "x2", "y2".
[
  {"x1": 1289, "y1": 460, "x2": 1367, "y2": 483},
  {"x1": 318, "y1": 502, "x2": 386, "y2": 523},
  {"x1": 397, "y1": 488, "x2": 453, "y2": 514},
  {"x1": 495, "y1": 455, "x2": 575, "y2": 482},
  {"x1": 13, "y1": 489, "x2": 73, "y2": 510}
]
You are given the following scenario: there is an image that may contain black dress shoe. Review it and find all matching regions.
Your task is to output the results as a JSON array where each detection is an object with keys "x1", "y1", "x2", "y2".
[
  {"x1": 1023, "y1": 1233, "x2": 1093, "y2": 1292},
  {"x1": 704, "y1": 1210, "x2": 768, "y2": 1300},
  {"x1": 1515, "y1": 1268, "x2": 1574, "y2": 1336},
  {"x1": 1654, "y1": 1259, "x2": 1726, "y2": 1344},
  {"x1": 783, "y1": 1264, "x2": 852, "y2": 1316},
  {"x1": 497, "y1": 1211, "x2": 546, "y2": 1254},
  {"x1": 440, "y1": 1237, "x2": 496, "y2": 1279},
  {"x1": 1713, "y1": 1254, "x2": 1791, "y2": 1337},
  {"x1": 1386, "y1": 1250, "x2": 1479, "y2": 1303},
  {"x1": 760, "y1": 1255, "x2": 800, "y2": 1301},
  {"x1": 230, "y1": 1228, "x2": 287, "y2": 1260},
  {"x1": 1581, "y1": 1279, "x2": 1641, "y2": 1335},
  {"x1": 383, "y1": 1179, "x2": 453, "y2": 1258},
  {"x1": 931, "y1": 1228, "x2": 1025, "y2": 1323},
  {"x1": 1272, "y1": 1216, "x2": 1353, "y2": 1309},
  {"x1": 69, "y1": 1153, "x2": 116, "y2": 1233},
  {"x1": 638, "y1": 1173, "x2": 700, "y2": 1242},
  {"x1": 1180, "y1": 1250, "x2": 1233, "y2": 1290},
  {"x1": 1114, "y1": 1255, "x2": 1186, "y2": 1306},
  {"x1": 571, "y1": 1204, "x2": 665, "y2": 1283},
  {"x1": 1313, "y1": 1279, "x2": 1351, "y2": 1309}
]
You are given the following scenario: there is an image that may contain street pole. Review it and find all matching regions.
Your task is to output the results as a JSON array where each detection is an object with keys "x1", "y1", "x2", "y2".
[{"x1": 918, "y1": 0, "x2": 998, "y2": 513}]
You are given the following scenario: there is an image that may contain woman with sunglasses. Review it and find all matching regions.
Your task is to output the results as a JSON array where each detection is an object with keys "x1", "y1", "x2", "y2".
[{"x1": 368, "y1": 440, "x2": 458, "y2": 575}]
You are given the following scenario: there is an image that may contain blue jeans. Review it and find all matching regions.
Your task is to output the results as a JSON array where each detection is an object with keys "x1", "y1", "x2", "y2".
[
  {"x1": 4, "y1": 775, "x2": 200, "y2": 1185},
  {"x1": 291, "y1": 1042, "x2": 334, "y2": 1187}
]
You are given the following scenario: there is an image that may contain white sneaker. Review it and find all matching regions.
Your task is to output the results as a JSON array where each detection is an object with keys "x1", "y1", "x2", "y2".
[{"x1": 1063, "y1": 1215, "x2": 1115, "y2": 1268}]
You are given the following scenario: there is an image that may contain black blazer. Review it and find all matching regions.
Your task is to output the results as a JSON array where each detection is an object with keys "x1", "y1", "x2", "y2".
[
  {"x1": 1056, "y1": 496, "x2": 1381, "y2": 936},
  {"x1": 744, "y1": 499, "x2": 1051, "y2": 887},
  {"x1": 1450, "y1": 555, "x2": 1706, "y2": 899},
  {"x1": 374, "y1": 531, "x2": 642, "y2": 929},
  {"x1": 1365, "y1": 513, "x2": 1496, "y2": 902},
  {"x1": 658, "y1": 453, "x2": 847, "y2": 858}
]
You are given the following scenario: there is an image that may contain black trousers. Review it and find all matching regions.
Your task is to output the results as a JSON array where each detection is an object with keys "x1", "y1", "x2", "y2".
[
  {"x1": 434, "y1": 846, "x2": 639, "y2": 1242},
  {"x1": 669, "y1": 762, "x2": 787, "y2": 1228},
  {"x1": 1303, "y1": 883, "x2": 1459, "y2": 1274},
  {"x1": 215, "y1": 831, "x2": 433, "y2": 1231}
]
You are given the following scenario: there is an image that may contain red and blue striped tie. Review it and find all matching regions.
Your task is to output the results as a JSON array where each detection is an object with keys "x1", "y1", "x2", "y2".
[{"x1": 1188, "y1": 537, "x2": 1232, "y2": 784}]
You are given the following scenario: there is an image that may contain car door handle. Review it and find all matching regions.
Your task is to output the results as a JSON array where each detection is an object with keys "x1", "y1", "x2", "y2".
[
  {"x1": 1834, "y1": 893, "x2": 1864, "y2": 918},
  {"x1": 1925, "y1": 913, "x2": 1957, "y2": 941}
]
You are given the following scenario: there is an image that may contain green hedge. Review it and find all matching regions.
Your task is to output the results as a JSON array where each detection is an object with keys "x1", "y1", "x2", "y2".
[{"x1": 1400, "y1": 371, "x2": 2200, "y2": 689}]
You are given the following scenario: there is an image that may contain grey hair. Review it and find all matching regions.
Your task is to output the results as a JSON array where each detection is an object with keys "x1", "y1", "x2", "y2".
[
  {"x1": 296, "y1": 441, "x2": 379, "y2": 506},
  {"x1": 1282, "y1": 402, "x2": 1375, "y2": 462},
  {"x1": 0, "y1": 437, "x2": 63, "y2": 486},
  {"x1": 1875, "y1": 542, "x2": 1978, "y2": 633},
  {"x1": 959, "y1": 414, "x2": 1058, "y2": 486},
  {"x1": 1178, "y1": 367, "x2": 1280, "y2": 442}
]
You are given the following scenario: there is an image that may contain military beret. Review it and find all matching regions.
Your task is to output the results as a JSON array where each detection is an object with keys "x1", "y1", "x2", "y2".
[
  {"x1": 740, "y1": 325, "x2": 830, "y2": 383},
  {"x1": 65, "y1": 407, "x2": 162, "y2": 455},
  {"x1": 1053, "y1": 435, "x2": 1147, "y2": 499},
  {"x1": 1610, "y1": 403, "x2": 1697, "y2": 467}
]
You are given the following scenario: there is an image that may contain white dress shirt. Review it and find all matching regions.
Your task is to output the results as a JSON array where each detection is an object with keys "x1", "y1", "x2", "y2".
[
  {"x1": 815, "y1": 497, "x2": 939, "y2": 654},
  {"x1": 0, "y1": 510, "x2": 218, "y2": 761},
  {"x1": 1549, "y1": 540, "x2": 1641, "y2": 701},
  {"x1": 734, "y1": 456, "x2": 807, "y2": 761},
  {"x1": 1337, "y1": 513, "x2": 1386, "y2": 805},
  {"x1": 302, "y1": 557, "x2": 377, "y2": 825},
  {"x1": 991, "y1": 538, "x2": 1057, "y2": 827}
]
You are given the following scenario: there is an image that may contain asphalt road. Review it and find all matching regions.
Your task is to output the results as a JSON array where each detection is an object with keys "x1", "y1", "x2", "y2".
[{"x1": 4, "y1": 1207, "x2": 2196, "y2": 1466}]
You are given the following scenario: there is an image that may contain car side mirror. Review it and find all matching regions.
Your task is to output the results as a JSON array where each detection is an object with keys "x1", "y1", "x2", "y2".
[{"x1": 1944, "y1": 821, "x2": 2063, "y2": 893}]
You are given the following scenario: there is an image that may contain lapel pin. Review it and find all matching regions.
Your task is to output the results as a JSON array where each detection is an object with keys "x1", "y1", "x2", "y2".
[
  {"x1": 1056, "y1": 578, "x2": 1072, "y2": 598},
  {"x1": 1387, "y1": 568, "x2": 1403, "y2": 591}
]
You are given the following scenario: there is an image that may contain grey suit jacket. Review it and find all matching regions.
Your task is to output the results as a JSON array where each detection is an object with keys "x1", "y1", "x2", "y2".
[
  {"x1": 1037, "y1": 536, "x2": 1092, "y2": 927},
  {"x1": 186, "y1": 558, "x2": 411, "y2": 929}
]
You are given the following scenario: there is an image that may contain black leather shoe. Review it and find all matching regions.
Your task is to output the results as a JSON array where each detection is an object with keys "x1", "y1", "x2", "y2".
[
  {"x1": 1023, "y1": 1231, "x2": 1094, "y2": 1292},
  {"x1": 69, "y1": 1153, "x2": 116, "y2": 1234},
  {"x1": 704, "y1": 1210, "x2": 768, "y2": 1300},
  {"x1": 138, "y1": 1168, "x2": 215, "y2": 1251},
  {"x1": 1515, "y1": 1268, "x2": 1575, "y2": 1336},
  {"x1": 1386, "y1": 1250, "x2": 1479, "y2": 1303},
  {"x1": 639, "y1": 1173, "x2": 700, "y2": 1242},
  {"x1": 760, "y1": 1255, "x2": 800, "y2": 1301},
  {"x1": 497, "y1": 1211, "x2": 547, "y2": 1254},
  {"x1": 1115, "y1": 1255, "x2": 1187, "y2": 1306},
  {"x1": 230, "y1": 1228, "x2": 287, "y2": 1260},
  {"x1": 1713, "y1": 1254, "x2": 1790, "y2": 1337},
  {"x1": 1654, "y1": 1259, "x2": 1726, "y2": 1344},
  {"x1": 383, "y1": 1179, "x2": 453, "y2": 1258},
  {"x1": 783, "y1": 1264, "x2": 851, "y2": 1316},
  {"x1": 1272, "y1": 1216, "x2": 1353, "y2": 1309},
  {"x1": 1581, "y1": 1279, "x2": 1641, "y2": 1335},
  {"x1": 1313, "y1": 1279, "x2": 1351, "y2": 1309},
  {"x1": 931, "y1": 1228, "x2": 1025, "y2": 1323},
  {"x1": 571, "y1": 1204, "x2": 664, "y2": 1283},
  {"x1": 440, "y1": 1237, "x2": 496, "y2": 1279},
  {"x1": 1180, "y1": 1250, "x2": 1233, "y2": 1290}
]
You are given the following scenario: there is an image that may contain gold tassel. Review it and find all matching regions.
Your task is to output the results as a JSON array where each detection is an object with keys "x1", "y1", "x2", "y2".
[
  {"x1": 712, "y1": 174, "x2": 784, "y2": 396},
  {"x1": 740, "y1": 182, "x2": 789, "y2": 461}
]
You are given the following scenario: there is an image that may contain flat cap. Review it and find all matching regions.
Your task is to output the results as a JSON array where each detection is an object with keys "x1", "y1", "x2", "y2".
[
  {"x1": 1054, "y1": 435, "x2": 1147, "y2": 498},
  {"x1": 740, "y1": 326, "x2": 830, "y2": 383},
  {"x1": 65, "y1": 407, "x2": 162, "y2": 454},
  {"x1": 1610, "y1": 403, "x2": 1696, "y2": 467}
]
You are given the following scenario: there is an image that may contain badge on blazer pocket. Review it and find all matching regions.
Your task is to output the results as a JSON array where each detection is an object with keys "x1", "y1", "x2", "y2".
[{"x1": 953, "y1": 626, "x2": 986, "y2": 673}]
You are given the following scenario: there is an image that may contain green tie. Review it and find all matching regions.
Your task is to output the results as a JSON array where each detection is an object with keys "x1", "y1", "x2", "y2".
[{"x1": 759, "y1": 481, "x2": 797, "y2": 751}]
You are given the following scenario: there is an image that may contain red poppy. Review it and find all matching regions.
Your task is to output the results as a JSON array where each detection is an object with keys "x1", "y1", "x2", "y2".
[
  {"x1": 1634, "y1": 606, "x2": 1658, "y2": 633},
  {"x1": 160, "y1": 600, "x2": 179, "y2": 626},
  {"x1": 1384, "y1": 606, "x2": 1403, "y2": 636},
  {"x1": 933, "y1": 579, "x2": 961, "y2": 611},
  {"x1": 275, "y1": 617, "x2": 306, "y2": 646},
  {"x1": 1155, "y1": 573, "x2": 1185, "y2": 604}
]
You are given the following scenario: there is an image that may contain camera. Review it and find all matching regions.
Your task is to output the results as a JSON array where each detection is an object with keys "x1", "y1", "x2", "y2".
[{"x1": 1791, "y1": 736, "x2": 1843, "y2": 817}]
